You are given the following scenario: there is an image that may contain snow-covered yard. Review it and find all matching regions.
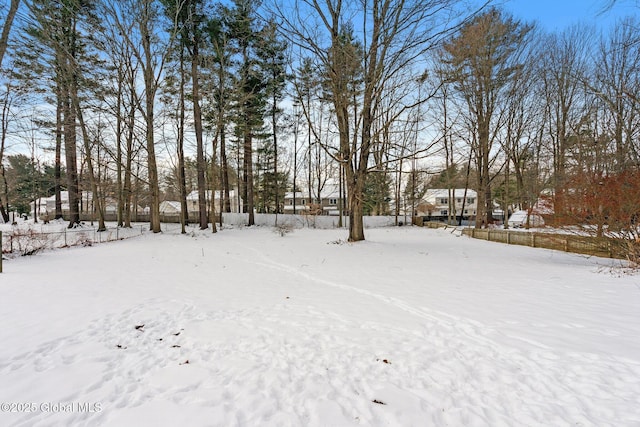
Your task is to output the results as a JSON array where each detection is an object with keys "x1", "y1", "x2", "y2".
[{"x1": 0, "y1": 226, "x2": 639, "y2": 426}]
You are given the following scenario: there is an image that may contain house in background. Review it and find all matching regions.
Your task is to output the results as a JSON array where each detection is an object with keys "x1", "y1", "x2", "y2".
[
  {"x1": 508, "y1": 210, "x2": 545, "y2": 228},
  {"x1": 31, "y1": 191, "x2": 94, "y2": 219},
  {"x1": 185, "y1": 190, "x2": 242, "y2": 216},
  {"x1": 283, "y1": 192, "x2": 308, "y2": 215},
  {"x1": 32, "y1": 192, "x2": 145, "y2": 221},
  {"x1": 30, "y1": 197, "x2": 48, "y2": 218},
  {"x1": 283, "y1": 186, "x2": 343, "y2": 216},
  {"x1": 159, "y1": 201, "x2": 181, "y2": 215},
  {"x1": 418, "y1": 189, "x2": 478, "y2": 222}
]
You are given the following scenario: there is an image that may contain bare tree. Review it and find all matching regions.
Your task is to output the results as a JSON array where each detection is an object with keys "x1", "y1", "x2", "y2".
[
  {"x1": 272, "y1": 0, "x2": 469, "y2": 241},
  {"x1": 104, "y1": 0, "x2": 183, "y2": 233},
  {"x1": 443, "y1": 8, "x2": 534, "y2": 228},
  {"x1": 538, "y1": 25, "x2": 593, "y2": 223},
  {"x1": 498, "y1": 31, "x2": 542, "y2": 225},
  {"x1": 591, "y1": 17, "x2": 640, "y2": 171}
]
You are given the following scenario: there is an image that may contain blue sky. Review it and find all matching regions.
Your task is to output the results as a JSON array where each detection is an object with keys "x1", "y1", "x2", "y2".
[{"x1": 498, "y1": 0, "x2": 637, "y2": 31}]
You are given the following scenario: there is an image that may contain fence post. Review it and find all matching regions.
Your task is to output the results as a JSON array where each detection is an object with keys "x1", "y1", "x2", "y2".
[
  {"x1": 64, "y1": 229, "x2": 67, "y2": 246},
  {"x1": 0, "y1": 231, "x2": 3, "y2": 273}
]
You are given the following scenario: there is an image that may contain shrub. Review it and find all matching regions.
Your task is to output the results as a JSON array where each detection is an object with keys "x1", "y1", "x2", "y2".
[
  {"x1": 274, "y1": 222, "x2": 294, "y2": 237},
  {"x1": 8, "y1": 228, "x2": 51, "y2": 256},
  {"x1": 564, "y1": 170, "x2": 640, "y2": 266}
]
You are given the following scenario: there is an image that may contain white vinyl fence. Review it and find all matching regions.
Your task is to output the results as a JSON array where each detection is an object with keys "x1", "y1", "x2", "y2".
[{"x1": 220, "y1": 213, "x2": 408, "y2": 229}]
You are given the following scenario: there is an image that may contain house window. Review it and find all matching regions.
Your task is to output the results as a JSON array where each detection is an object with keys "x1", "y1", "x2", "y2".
[
  {"x1": 440, "y1": 209, "x2": 448, "y2": 216},
  {"x1": 329, "y1": 198, "x2": 337, "y2": 205},
  {"x1": 464, "y1": 210, "x2": 468, "y2": 214},
  {"x1": 439, "y1": 198, "x2": 448, "y2": 205},
  {"x1": 288, "y1": 199, "x2": 293, "y2": 205},
  {"x1": 467, "y1": 198, "x2": 475, "y2": 204},
  {"x1": 301, "y1": 199, "x2": 306, "y2": 205},
  {"x1": 457, "y1": 198, "x2": 462, "y2": 204}
]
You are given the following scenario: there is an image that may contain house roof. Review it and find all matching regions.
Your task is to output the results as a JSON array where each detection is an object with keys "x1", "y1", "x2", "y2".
[
  {"x1": 284, "y1": 192, "x2": 305, "y2": 199},
  {"x1": 284, "y1": 186, "x2": 340, "y2": 200},
  {"x1": 424, "y1": 189, "x2": 478, "y2": 199},
  {"x1": 31, "y1": 191, "x2": 94, "y2": 210},
  {"x1": 186, "y1": 190, "x2": 237, "y2": 201},
  {"x1": 283, "y1": 204, "x2": 309, "y2": 210},
  {"x1": 159, "y1": 201, "x2": 181, "y2": 212}
]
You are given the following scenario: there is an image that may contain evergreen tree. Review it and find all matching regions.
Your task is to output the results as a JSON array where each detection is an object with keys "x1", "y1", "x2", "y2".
[
  {"x1": 255, "y1": 138, "x2": 288, "y2": 213},
  {"x1": 23, "y1": 0, "x2": 101, "y2": 228},
  {"x1": 228, "y1": 0, "x2": 267, "y2": 225},
  {"x1": 404, "y1": 169, "x2": 427, "y2": 218},
  {"x1": 206, "y1": 7, "x2": 235, "y2": 217},
  {"x1": 4, "y1": 154, "x2": 49, "y2": 216},
  {"x1": 363, "y1": 172, "x2": 391, "y2": 216},
  {"x1": 256, "y1": 20, "x2": 287, "y2": 214},
  {"x1": 443, "y1": 8, "x2": 533, "y2": 228}
]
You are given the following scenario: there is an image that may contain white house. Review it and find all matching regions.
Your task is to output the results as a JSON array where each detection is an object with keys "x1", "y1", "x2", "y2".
[
  {"x1": 186, "y1": 190, "x2": 242, "y2": 214},
  {"x1": 30, "y1": 197, "x2": 48, "y2": 217},
  {"x1": 31, "y1": 191, "x2": 94, "y2": 218},
  {"x1": 159, "y1": 200, "x2": 182, "y2": 215},
  {"x1": 419, "y1": 189, "x2": 478, "y2": 221}
]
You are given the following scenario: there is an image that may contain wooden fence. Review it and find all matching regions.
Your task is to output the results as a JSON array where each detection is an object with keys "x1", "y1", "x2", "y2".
[{"x1": 460, "y1": 228, "x2": 633, "y2": 260}]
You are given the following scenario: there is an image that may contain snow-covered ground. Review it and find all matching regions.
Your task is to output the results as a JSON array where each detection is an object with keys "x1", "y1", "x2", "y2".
[{"x1": 0, "y1": 226, "x2": 639, "y2": 427}]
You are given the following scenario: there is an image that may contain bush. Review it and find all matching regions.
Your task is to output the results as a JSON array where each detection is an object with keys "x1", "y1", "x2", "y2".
[
  {"x1": 273, "y1": 222, "x2": 294, "y2": 237},
  {"x1": 8, "y1": 228, "x2": 51, "y2": 256},
  {"x1": 564, "y1": 170, "x2": 640, "y2": 266}
]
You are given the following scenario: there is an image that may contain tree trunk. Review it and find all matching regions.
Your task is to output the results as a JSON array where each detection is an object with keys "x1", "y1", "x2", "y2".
[
  {"x1": 54, "y1": 82, "x2": 63, "y2": 220},
  {"x1": 115, "y1": 67, "x2": 124, "y2": 227},
  {"x1": 63, "y1": 88, "x2": 80, "y2": 227},
  {"x1": 192, "y1": 41, "x2": 208, "y2": 230},
  {"x1": 0, "y1": 0, "x2": 20, "y2": 69},
  {"x1": 178, "y1": 48, "x2": 188, "y2": 233},
  {"x1": 0, "y1": 87, "x2": 10, "y2": 223},
  {"x1": 347, "y1": 174, "x2": 365, "y2": 242},
  {"x1": 220, "y1": 128, "x2": 230, "y2": 214},
  {"x1": 72, "y1": 84, "x2": 106, "y2": 231},
  {"x1": 209, "y1": 140, "x2": 218, "y2": 233},
  {"x1": 272, "y1": 90, "x2": 280, "y2": 217},
  {"x1": 123, "y1": 82, "x2": 135, "y2": 228},
  {"x1": 142, "y1": 7, "x2": 160, "y2": 233},
  {"x1": 0, "y1": 164, "x2": 8, "y2": 223},
  {"x1": 244, "y1": 132, "x2": 255, "y2": 225},
  {"x1": 307, "y1": 98, "x2": 312, "y2": 214},
  {"x1": 146, "y1": 104, "x2": 161, "y2": 233}
]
